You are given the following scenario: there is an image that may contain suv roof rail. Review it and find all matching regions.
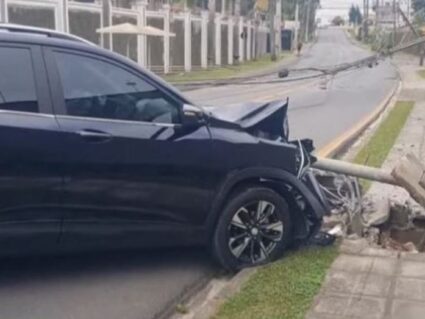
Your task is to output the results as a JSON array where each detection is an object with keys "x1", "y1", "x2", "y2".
[{"x1": 0, "y1": 24, "x2": 95, "y2": 46}]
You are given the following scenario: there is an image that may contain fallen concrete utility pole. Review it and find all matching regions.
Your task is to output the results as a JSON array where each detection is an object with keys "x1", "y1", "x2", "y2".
[
  {"x1": 312, "y1": 153, "x2": 425, "y2": 208},
  {"x1": 313, "y1": 157, "x2": 397, "y2": 185}
]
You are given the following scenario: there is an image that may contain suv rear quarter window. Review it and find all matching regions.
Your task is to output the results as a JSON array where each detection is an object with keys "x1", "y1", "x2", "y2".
[{"x1": 0, "y1": 47, "x2": 38, "y2": 113}]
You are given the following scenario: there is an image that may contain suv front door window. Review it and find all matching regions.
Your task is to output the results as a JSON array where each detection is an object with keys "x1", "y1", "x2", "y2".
[{"x1": 54, "y1": 51, "x2": 179, "y2": 124}]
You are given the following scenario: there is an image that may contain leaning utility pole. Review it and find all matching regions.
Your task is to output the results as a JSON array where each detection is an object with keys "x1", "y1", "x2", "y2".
[
  {"x1": 269, "y1": 0, "x2": 277, "y2": 61},
  {"x1": 397, "y1": 3, "x2": 424, "y2": 65}
]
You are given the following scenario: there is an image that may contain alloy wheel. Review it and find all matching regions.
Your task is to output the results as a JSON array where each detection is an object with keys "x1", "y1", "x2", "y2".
[{"x1": 227, "y1": 200, "x2": 284, "y2": 264}]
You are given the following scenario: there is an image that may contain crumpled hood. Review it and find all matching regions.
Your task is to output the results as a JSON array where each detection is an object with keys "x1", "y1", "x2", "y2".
[{"x1": 205, "y1": 99, "x2": 289, "y2": 140}]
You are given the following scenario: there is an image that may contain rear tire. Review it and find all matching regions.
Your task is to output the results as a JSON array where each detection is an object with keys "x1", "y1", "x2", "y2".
[{"x1": 212, "y1": 187, "x2": 292, "y2": 271}]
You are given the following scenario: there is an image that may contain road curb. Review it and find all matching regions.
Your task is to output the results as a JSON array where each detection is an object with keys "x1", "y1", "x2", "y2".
[
  {"x1": 170, "y1": 268, "x2": 256, "y2": 319},
  {"x1": 316, "y1": 78, "x2": 402, "y2": 158},
  {"x1": 156, "y1": 270, "x2": 216, "y2": 319}
]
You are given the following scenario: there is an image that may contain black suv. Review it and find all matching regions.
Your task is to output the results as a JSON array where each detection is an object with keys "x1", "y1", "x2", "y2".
[{"x1": 0, "y1": 24, "x2": 325, "y2": 270}]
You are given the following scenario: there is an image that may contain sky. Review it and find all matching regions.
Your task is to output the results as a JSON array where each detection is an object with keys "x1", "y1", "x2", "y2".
[
  {"x1": 317, "y1": 0, "x2": 365, "y2": 25},
  {"x1": 317, "y1": 0, "x2": 412, "y2": 25}
]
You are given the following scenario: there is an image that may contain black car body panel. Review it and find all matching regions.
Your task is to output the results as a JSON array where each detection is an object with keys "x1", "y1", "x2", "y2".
[
  {"x1": 207, "y1": 100, "x2": 289, "y2": 140},
  {"x1": 0, "y1": 30, "x2": 325, "y2": 255}
]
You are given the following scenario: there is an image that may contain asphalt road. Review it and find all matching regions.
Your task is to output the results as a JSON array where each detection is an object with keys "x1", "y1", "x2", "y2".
[
  {"x1": 0, "y1": 28, "x2": 398, "y2": 319},
  {"x1": 185, "y1": 27, "x2": 398, "y2": 148}
]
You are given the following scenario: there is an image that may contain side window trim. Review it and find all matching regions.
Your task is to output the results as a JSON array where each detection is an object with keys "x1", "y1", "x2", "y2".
[
  {"x1": 43, "y1": 46, "x2": 183, "y2": 125},
  {"x1": 30, "y1": 45, "x2": 54, "y2": 115},
  {"x1": 42, "y1": 46, "x2": 67, "y2": 117}
]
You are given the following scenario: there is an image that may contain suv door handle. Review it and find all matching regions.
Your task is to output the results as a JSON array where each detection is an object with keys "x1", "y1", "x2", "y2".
[{"x1": 77, "y1": 129, "x2": 112, "y2": 143}]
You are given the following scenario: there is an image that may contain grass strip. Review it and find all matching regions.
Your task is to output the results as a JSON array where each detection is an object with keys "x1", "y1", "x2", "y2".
[
  {"x1": 213, "y1": 246, "x2": 338, "y2": 319},
  {"x1": 417, "y1": 69, "x2": 425, "y2": 79},
  {"x1": 162, "y1": 53, "x2": 290, "y2": 83},
  {"x1": 353, "y1": 100, "x2": 414, "y2": 190}
]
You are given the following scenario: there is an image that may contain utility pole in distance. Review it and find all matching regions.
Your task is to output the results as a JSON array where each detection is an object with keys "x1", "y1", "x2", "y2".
[
  {"x1": 269, "y1": 0, "x2": 277, "y2": 61},
  {"x1": 362, "y1": 0, "x2": 369, "y2": 40},
  {"x1": 294, "y1": 1, "x2": 299, "y2": 49},
  {"x1": 305, "y1": 0, "x2": 311, "y2": 42},
  {"x1": 393, "y1": 0, "x2": 396, "y2": 47},
  {"x1": 365, "y1": 0, "x2": 369, "y2": 38}
]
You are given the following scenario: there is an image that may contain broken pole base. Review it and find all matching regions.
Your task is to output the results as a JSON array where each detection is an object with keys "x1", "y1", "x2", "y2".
[{"x1": 391, "y1": 153, "x2": 425, "y2": 209}]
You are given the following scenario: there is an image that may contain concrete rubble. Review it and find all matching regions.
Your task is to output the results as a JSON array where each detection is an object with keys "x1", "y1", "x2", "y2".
[
  {"x1": 320, "y1": 171, "x2": 425, "y2": 253},
  {"x1": 318, "y1": 55, "x2": 425, "y2": 255}
]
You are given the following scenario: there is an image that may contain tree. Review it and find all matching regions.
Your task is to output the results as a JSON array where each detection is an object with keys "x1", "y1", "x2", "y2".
[
  {"x1": 349, "y1": 5, "x2": 362, "y2": 25},
  {"x1": 413, "y1": 0, "x2": 425, "y2": 13},
  {"x1": 349, "y1": 5, "x2": 356, "y2": 25},
  {"x1": 332, "y1": 16, "x2": 345, "y2": 26},
  {"x1": 355, "y1": 6, "x2": 362, "y2": 25}
]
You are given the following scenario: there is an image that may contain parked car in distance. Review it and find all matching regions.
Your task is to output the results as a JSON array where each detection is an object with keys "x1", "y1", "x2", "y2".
[{"x1": 0, "y1": 24, "x2": 326, "y2": 270}]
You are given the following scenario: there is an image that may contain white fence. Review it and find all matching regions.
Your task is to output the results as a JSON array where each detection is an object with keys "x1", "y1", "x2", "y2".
[{"x1": 0, "y1": 0, "x2": 271, "y2": 74}]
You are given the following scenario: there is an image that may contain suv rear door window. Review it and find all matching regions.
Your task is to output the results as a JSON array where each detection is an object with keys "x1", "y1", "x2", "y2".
[
  {"x1": 54, "y1": 52, "x2": 179, "y2": 124},
  {"x1": 0, "y1": 47, "x2": 38, "y2": 113}
]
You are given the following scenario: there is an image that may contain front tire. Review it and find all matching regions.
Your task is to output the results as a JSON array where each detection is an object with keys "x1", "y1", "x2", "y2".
[{"x1": 212, "y1": 187, "x2": 292, "y2": 271}]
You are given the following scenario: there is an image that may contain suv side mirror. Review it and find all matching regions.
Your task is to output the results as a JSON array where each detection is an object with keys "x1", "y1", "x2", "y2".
[{"x1": 182, "y1": 104, "x2": 204, "y2": 127}]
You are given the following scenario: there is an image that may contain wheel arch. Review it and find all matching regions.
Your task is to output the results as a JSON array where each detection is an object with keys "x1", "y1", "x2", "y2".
[{"x1": 205, "y1": 167, "x2": 326, "y2": 239}]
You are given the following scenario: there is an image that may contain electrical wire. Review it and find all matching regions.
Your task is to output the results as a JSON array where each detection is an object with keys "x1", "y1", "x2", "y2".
[{"x1": 174, "y1": 33, "x2": 425, "y2": 89}]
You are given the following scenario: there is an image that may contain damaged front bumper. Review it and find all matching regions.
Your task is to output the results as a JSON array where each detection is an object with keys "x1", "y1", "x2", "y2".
[{"x1": 279, "y1": 138, "x2": 332, "y2": 242}]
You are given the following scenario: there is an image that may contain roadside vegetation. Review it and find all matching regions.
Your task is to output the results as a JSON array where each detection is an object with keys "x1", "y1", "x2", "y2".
[
  {"x1": 353, "y1": 100, "x2": 415, "y2": 190},
  {"x1": 162, "y1": 53, "x2": 290, "y2": 83},
  {"x1": 417, "y1": 69, "x2": 425, "y2": 79},
  {"x1": 213, "y1": 246, "x2": 338, "y2": 319}
]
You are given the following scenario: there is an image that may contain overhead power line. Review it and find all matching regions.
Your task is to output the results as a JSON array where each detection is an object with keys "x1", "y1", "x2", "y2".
[{"x1": 172, "y1": 34, "x2": 425, "y2": 88}]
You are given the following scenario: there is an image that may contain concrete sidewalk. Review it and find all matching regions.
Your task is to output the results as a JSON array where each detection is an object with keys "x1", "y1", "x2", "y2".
[
  {"x1": 307, "y1": 242, "x2": 425, "y2": 319},
  {"x1": 307, "y1": 55, "x2": 425, "y2": 319}
]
